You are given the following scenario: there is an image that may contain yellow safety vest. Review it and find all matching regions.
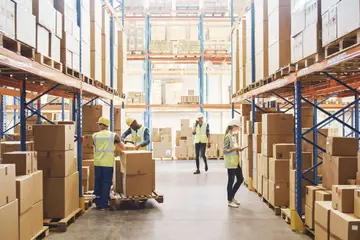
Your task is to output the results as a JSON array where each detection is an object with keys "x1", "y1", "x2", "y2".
[
  {"x1": 195, "y1": 122, "x2": 208, "y2": 143},
  {"x1": 224, "y1": 133, "x2": 240, "y2": 169},
  {"x1": 93, "y1": 130, "x2": 116, "y2": 167},
  {"x1": 131, "y1": 125, "x2": 148, "y2": 150}
]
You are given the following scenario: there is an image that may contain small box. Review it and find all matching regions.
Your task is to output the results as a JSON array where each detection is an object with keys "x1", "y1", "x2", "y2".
[
  {"x1": 19, "y1": 200, "x2": 43, "y2": 240},
  {"x1": 2, "y1": 152, "x2": 34, "y2": 176},
  {"x1": 290, "y1": 152, "x2": 312, "y2": 170},
  {"x1": 262, "y1": 134, "x2": 294, "y2": 157},
  {"x1": 314, "y1": 223, "x2": 328, "y2": 240},
  {"x1": 16, "y1": 171, "x2": 43, "y2": 215},
  {"x1": 314, "y1": 201, "x2": 333, "y2": 232},
  {"x1": 306, "y1": 185, "x2": 326, "y2": 209},
  {"x1": 316, "y1": 190, "x2": 332, "y2": 201},
  {"x1": 82, "y1": 160, "x2": 94, "y2": 190},
  {"x1": 326, "y1": 137, "x2": 358, "y2": 156},
  {"x1": 0, "y1": 164, "x2": 16, "y2": 208},
  {"x1": 332, "y1": 185, "x2": 360, "y2": 213},
  {"x1": 120, "y1": 151, "x2": 153, "y2": 175},
  {"x1": 273, "y1": 144, "x2": 296, "y2": 160}
]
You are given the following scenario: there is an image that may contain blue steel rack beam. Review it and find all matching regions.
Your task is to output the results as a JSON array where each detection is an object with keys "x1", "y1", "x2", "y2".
[
  {"x1": 0, "y1": 95, "x2": 5, "y2": 139},
  {"x1": 143, "y1": 14, "x2": 152, "y2": 142}
]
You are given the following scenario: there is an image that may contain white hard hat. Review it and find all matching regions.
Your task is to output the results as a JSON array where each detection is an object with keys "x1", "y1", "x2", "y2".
[
  {"x1": 197, "y1": 112, "x2": 204, "y2": 119},
  {"x1": 228, "y1": 119, "x2": 240, "y2": 127}
]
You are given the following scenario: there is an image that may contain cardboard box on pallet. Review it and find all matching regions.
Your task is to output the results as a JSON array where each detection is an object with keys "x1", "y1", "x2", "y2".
[
  {"x1": 314, "y1": 201, "x2": 333, "y2": 239},
  {"x1": 306, "y1": 185, "x2": 326, "y2": 209},
  {"x1": 254, "y1": 122, "x2": 262, "y2": 134},
  {"x1": 240, "y1": 104, "x2": 252, "y2": 116},
  {"x1": 273, "y1": 144, "x2": 295, "y2": 160},
  {"x1": 0, "y1": 141, "x2": 34, "y2": 159},
  {"x1": 16, "y1": 3, "x2": 36, "y2": 48},
  {"x1": 263, "y1": 177, "x2": 269, "y2": 200},
  {"x1": 261, "y1": 134, "x2": 293, "y2": 157},
  {"x1": 330, "y1": 209, "x2": 360, "y2": 240},
  {"x1": 0, "y1": 164, "x2": 16, "y2": 208},
  {"x1": 16, "y1": 171, "x2": 42, "y2": 215},
  {"x1": 250, "y1": 110, "x2": 263, "y2": 122},
  {"x1": 19, "y1": 200, "x2": 43, "y2": 240},
  {"x1": 323, "y1": 154, "x2": 358, "y2": 189},
  {"x1": 2, "y1": 151, "x2": 37, "y2": 176},
  {"x1": 269, "y1": 159, "x2": 289, "y2": 183},
  {"x1": 37, "y1": 150, "x2": 76, "y2": 178},
  {"x1": 258, "y1": 173, "x2": 263, "y2": 195},
  {"x1": 153, "y1": 142, "x2": 172, "y2": 159},
  {"x1": 43, "y1": 171, "x2": 79, "y2": 219},
  {"x1": 332, "y1": 185, "x2": 360, "y2": 213},
  {"x1": 0, "y1": 199, "x2": 18, "y2": 240},
  {"x1": 262, "y1": 114, "x2": 294, "y2": 135},
  {"x1": 33, "y1": 124, "x2": 75, "y2": 151},
  {"x1": 262, "y1": 155, "x2": 270, "y2": 178},
  {"x1": 253, "y1": 135, "x2": 262, "y2": 153},
  {"x1": 268, "y1": 180, "x2": 289, "y2": 206},
  {"x1": 326, "y1": 137, "x2": 358, "y2": 156},
  {"x1": 82, "y1": 160, "x2": 94, "y2": 190}
]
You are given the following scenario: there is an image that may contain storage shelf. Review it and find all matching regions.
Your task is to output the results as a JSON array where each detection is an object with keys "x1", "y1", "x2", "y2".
[
  {"x1": 122, "y1": 103, "x2": 237, "y2": 112},
  {"x1": 127, "y1": 52, "x2": 231, "y2": 63}
]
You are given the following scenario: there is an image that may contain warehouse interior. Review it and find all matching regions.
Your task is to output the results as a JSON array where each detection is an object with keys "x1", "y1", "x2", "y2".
[{"x1": 1, "y1": 0, "x2": 360, "y2": 239}]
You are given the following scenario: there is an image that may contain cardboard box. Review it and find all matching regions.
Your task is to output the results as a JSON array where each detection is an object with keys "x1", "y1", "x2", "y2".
[
  {"x1": 245, "y1": 120, "x2": 252, "y2": 134},
  {"x1": 0, "y1": 199, "x2": 18, "y2": 240},
  {"x1": 269, "y1": 159, "x2": 289, "y2": 182},
  {"x1": 120, "y1": 151, "x2": 153, "y2": 175},
  {"x1": 332, "y1": 185, "x2": 360, "y2": 213},
  {"x1": 19, "y1": 200, "x2": 43, "y2": 240},
  {"x1": 273, "y1": 144, "x2": 295, "y2": 160},
  {"x1": 315, "y1": 201, "x2": 333, "y2": 230},
  {"x1": 187, "y1": 146, "x2": 194, "y2": 158},
  {"x1": 253, "y1": 135, "x2": 262, "y2": 153},
  {"x1": 261, "y1": 134, "x2": 294, "y2": 156},
  {"x1": 306, "y1": 185, "x2": 326, "y2": 209},
  {"x1": 2, "y1": 151, "x2": 34, "y2": 176},
  {"x1": 159, "y1": 128, "x2": 172, "y2": 136},
  {"x1": 180, "y1": 119, "x2": 190, "y2": 130},
  {"x1": 34, "y1": 124, "x2": 75, "y2": 151},
  {"x1": 316, "y1": 190, "x2": 332, "y2": 201},
  {"x1": 36, "y1": 24, "x2": 50, "y2": 56},
  {"x1": 337, "y1": 0, "x2": 360, "y2": 39},
  {"x1": 82, "y1": 105, "x2": 103, "y2": 133},
  {"x1": 262, "y1": 114, "x2": 294, "y2": 135},
  {"x1": 160, "y1": 135, "x2": 171, "y2": 143},
  {"x1": 175, "y1": 146, "x2": 188, "y2": 158},
  {"x1": 0, "y1": 164, "x2": 16, "y2": 208},
  {"x1": 263, "y1": 177, "x2": 269, "y2": 200},
  {"x1": 152, "y1": 142, "x2": 172, "y2": 158},
  {"x1": 123, "y1": 174, "x2": 153, "y2": 196},
  {"x1": 262, "y1": 155, "x2": 270, "y2": 178},
  {"x1": 290, "y1": 152, "x2": 312, "y2": 170},
  {"x1": 354, "y1": 190, "x2": 360, "y2": 218},
  {"x1": 330, "y1": 209, "x2": 360, "y2": 240},
  {"x1": 16, "y1": 171, "x2": 43, "y2": 215},
  {"x1": 315, "y1": 223, "x2": 329, "y2": 240},
  {"x1": 43, "y1": 171, "x2": 79, "y2": 218},
  {"x1": 16, "y1": 5, "x2": 36, "y2": 48},
  {"x1": 290, "y1": 169, "x2": 313, "y2": 193},
  {"x1": 268, "y1": 180, "x2": 289, "y2": 206},
  {"x1": 305, "y1": 205, "x2": 314, "y2": 229},
  {"x1": 240, "y1": 104, "x2": 251, "y2": 116},
  {"x1": 181, "y1": 128, "x2": 193, "y2": 138},
  {"x1": 179, "y1": 140, "x2": 187, "y2": 147},
  {"x1": 326, "y1": 137, "x2": 358, "y2": 156},
  {"x1": 254, "y1": 122, "x2": 262, "y2": 134},
  {"x1": 0, "y1": 141, "x2": 34, "y2": 159},
  {"x1": 323, "y1": 154, "x2": 358, "y2": 189},
  {"x1": 82, "y1": 166, "x2": 90, "y2": 180},
  {"x1": 258, "y1": 174, "x2": 263, "y2": 195},
  {"x1": 37, "y1": 150, "x2": 76, "y2": 178}
]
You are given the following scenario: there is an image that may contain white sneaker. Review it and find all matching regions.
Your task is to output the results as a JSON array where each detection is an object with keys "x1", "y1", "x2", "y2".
[
  {"x1": 232, "y1": 198, "x2": 240, "y2": 206},
  {"x1": 228, "y1": 201, "x2": 239, "y2": 208}
]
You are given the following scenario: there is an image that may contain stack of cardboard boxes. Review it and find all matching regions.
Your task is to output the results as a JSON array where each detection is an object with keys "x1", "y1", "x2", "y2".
[
  {"x1": 3, "y1": 152, "x2": 43, "y2": 240},
  {"x1": 268, "y1": 143, "x2": 295, "y2": 207},
  {"x1": 15, "y1": 0, "x2": 36, "y2": 50},
  {"x1": 153, "y1": 128, "x2": 173, "y2": 159},
  {"x1": 261, "y1": 113, "x2": 294, "y2": 201},
  {"x1": 305, "y1": 185, "x2": 327, "y2": 230},
  {"x1": 175, "y1": 120, "x2": 194, "y2": 159},
  {"x1": 126, "y1": 92, "x2": 146, "y2": 105},
  {"x1": 0, "y1": 141, "x2": 35, "y2": 160},
  {"x1": 90, "y1": 0, "x2": 103, "y2": 82},
  {"x1": 240, "y1": 104, "x2": 251, "y2": 182},
  {"x1": 82, "y1": 105, "x2": 103, "y2": 192},
  {"x1": 102, "y1": 6, "x2": 110, "y2": 85},
  {"x1": 0, "y1": 164, "x2": 18, "y2": 239},
  {"x1": 254, "y1": 0, "x2": 268, "y2": 81},
  {"x1": 34, "y1": 123, "x2": 79, "y2": 219},
  {"x1": 13, "y1": 116, "x2": 38, "y2": 141},
  {"x1": 180, "y1": 90, "x2": 200, "y2": 104},
  {"x1": 115, "y1": 151, "x2": 155, "y2": 196},
  {"x1": 207, "y1": 134, "x2": 225, "y2": 159},
  {"x1": 252, "y1": 113, "x2": 262, "y2": 190}
]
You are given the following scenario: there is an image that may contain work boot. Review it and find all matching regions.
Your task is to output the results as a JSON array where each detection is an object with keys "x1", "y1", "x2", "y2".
[
  {"x1": 193, "y1": 169, "x2": 200, "y2": 174},
  {"x1": 205, "y1": 165, "x2": 208, "y2": 172},
  {"x1": 228, "y1": 201, "x2": 239, "y2": 208}
]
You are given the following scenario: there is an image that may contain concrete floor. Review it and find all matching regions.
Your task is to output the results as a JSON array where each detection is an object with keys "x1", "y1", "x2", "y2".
[{"x1": 47, "y1": 160, "x2": 310, "y2": 240}]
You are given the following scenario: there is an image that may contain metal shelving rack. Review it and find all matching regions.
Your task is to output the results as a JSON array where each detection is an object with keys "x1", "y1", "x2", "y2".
[{"x1": 0, "y1": 0, "x2": 123, "y2": 206}]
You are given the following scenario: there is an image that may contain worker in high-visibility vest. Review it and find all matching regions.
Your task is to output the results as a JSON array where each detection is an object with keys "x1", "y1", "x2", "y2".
[
  {"x1": 93, "y1": 116, "x2": 125, "y2": 210},
  {"x1": 192, "y1": 113, "x2": 211, "y2": 174},
  {"x1": 223, "y1": 119, "x2": 245, "y2": 208},
  {"x1": 121, "y1": 117, "x2": 150, "y2": 150}
]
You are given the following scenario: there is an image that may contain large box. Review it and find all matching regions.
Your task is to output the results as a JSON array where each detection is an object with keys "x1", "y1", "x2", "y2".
[
  {"x1": 82, "y1": 160, "x2": 94, "y2": 190},
  {"x1": 305, "y1": 205, "x2": 314, "y2": 229},
  {"x1": 306, "y1": 185, "x2": 325, "y2": 209},
  {"x1": 2, "y1": 151, "x2": 35, "y2": 176},
  {"x1": 322, "y1": 6, "x2": 338, "y2": 47},
  {"x1": 19, "y1": 200, "x2": 43, "y2": 240},
  {"x1": 0, "y1": 141, "x2": 34, "y2": 159},
  {"x1": 261, "y1": 134, "x2": 294, "y2": 156},
  {"x1": 16, "y1": 171, "x2": 43, "y2": 215},
  {"x1": 326, "y1": 137, "x2": 358, "y2": 156},
  {"x1": 332, "y1": 185, "x2": 360, "y2": 213},
  {"x1": 273, "y1": 143, "x2": 295, "y2": 159},
  {"x1": 0, "y1": 199, "x2": 18, "y2": 240},
  {"x1": 330, "y1": 209, "x2": 360, "y2": 240},
  {"x1": 268, "y1": 37, "x2": 291, "y2": 76},
  {"x1": 269, "y1": 159, "x2": 289, "y2": 183},
  {"x1": 323, "y1": 154, "x2": 358, "y2": 189},
  {"x1": 16, "y1": 5, "x2": 36, "y2": 48},
  {"x1": 34, "y1": 124, "x2": 75, "y2": 151},
  {"x1": 262, "y1": 114, "x2": 294, "y2": 135},
  {"x1": 43, "y1": 171, "x2": 79, "y2": 218},
  {"x1": 120, "y1": 151, "x2": 153, "y2": 175},
  {"x1": 36, "y1": 25, "x2": 50, "y2": 57},
  {"x1": 315, "y1": 223, "x2": 328, "y2": 240},
  {"x1": 152, "y1": 142, "x2": 172, "y2": 158},
  {"x1": 123, "y1": 174, "x2": 153, "y2": 196},
  {"x1": 355, "y1": 190, "x2": 360, "y2": 218},
  {"x1": 37, "y1": 150, "x2": 77, "y2": 178},
  {"x1": 0, "y1": 164, "x2": 16, "y2": 208},
  {"x1": 315, "y1": 201, "x2": 333, "y2": 230},
  {"x1": 337, "y1": 0, "x2": 360, "y2": 39},
  {"x1": 82, "y1": 105, "x2": 103, "y2": 133},
  {"x1": 268, "y1": 180, "x2": 289, "y2": 206}
]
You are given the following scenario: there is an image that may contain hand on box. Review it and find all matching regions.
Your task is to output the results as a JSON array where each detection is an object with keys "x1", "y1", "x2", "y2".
[{"x1": 135, "y1": 144, "x2": 141, "y2": 150}]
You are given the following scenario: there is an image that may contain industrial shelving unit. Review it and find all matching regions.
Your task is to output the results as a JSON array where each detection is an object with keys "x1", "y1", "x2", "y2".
[
  {"x1": 0, "y1": 0, "x2": 124, "y2": 204},
  {"x1": 231, "y1": 1, "x2": 360, "y2": 230}
]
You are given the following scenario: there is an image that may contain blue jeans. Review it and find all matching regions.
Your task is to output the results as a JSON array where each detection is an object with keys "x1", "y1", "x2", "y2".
[{"x1": 94, "y1": 166, "x2": 113, "y2": 209}]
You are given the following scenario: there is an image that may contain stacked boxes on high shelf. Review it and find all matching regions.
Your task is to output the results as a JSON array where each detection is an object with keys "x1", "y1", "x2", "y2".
[
  {"x1": 33, "y1": 122, "x2": 79, "y2": 219},
  {"x1": 80, "y1": 0, "x2": 91, "y2": 77},
  {"x1": 102, "y1": 6, "x2": 110, "y2": 85},
  {"x1": 0, "y1": 164, "x2": 18, "y2": 239},
  {"x1": 238, "y1": 18, "x2": 247, "y2": 91},
  {"x1": 127, "y1": 92, "x2": 146, "y2": 105},
  {"x1": 3, "y1": 151, "x2": 43, "y2": 240},
  {"x1": 116, "y1": 29, "x2": 127, "y2": 94},
  {"x1": 90, "y1": 0, "x2": 102, "y2": 82},
  {"x1": 152, "y1": 128, "x2": 173, "y2": 159},
  {"x1": 261, "y1": 113, "x2": 294, "y2": 202},
  {"x1": 15, "y1": 0, "x2": 36, "y2": 50},
  {"x1": 254, "y1": 0, "x2": 268, "y2": 81},
  {"x1": 252, "y1": 111, "x2": 262, "y2": 191},
  {"x1": 55, "y1": 0, "x2": 80, "y2": 72},
  {"x1": 115, "y1": 151, "x2": 155, "y2": 196},
  {"x1": 175, "y1": 119, "x2": 194, "y2": 159},
  {"x1": 180, "y1": 90, "x2": 200, "y2": 104},
  {"x1": 82, "y1": 105, "x2": 103, "y2": 192}
]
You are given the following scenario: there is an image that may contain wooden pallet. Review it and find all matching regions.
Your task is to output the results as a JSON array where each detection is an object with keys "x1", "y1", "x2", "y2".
[
  {"x1": 0, "y1": 33, "x2": 35, "y2": 60},
  {"x1": 305, "y1": 226, "x2": 315, "y2": 238},
  {"x1": 82, "y1": 75, "x2": 94, "y2": 86},
  {"x1": 154, "y1": 157, "x2": 174, "y2": 160},
  {"x1": 261, "y1": 197, "x2": 282, "y2": 216},
  {"x1": 325, "y1": 30, "x2": 360, "y2": 59},
  {"x1": 295, "y1": 53, "x2": 324, "y2": 71},
  {"x1": 84, "y1": 192, "x2": 96, "y2": 210},
  {"x1": 43, "y1": 208, "x2": 83, "y2": 232},
  {"x1": 63, "y1": 66, "x2": 81, "y2": 79},
  {"x1": 110, "y1": 191, "x2": 164, "y2": 210},
  {"x1": 272, "y1": 64, "x2": 296, "y2": 80},
  {"x1": 35, "y1": 53, "x2": 62, "y2": 72},
  {"x1": 95, "y1": 80, "x2": 105, "y2": 90},
  {"x1": 30, "y1": 226, "x2": 49, "y2": 240},
  {"x1": 281, "y1": 208, "x2": 291, "y2": 224},
  {"x1": 176, "y1": 157, "x2": 190, "y2": 160}
]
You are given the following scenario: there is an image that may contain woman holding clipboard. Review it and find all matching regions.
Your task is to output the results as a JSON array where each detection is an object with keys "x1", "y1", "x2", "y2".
[{"x1": 223, "y1": 119, "x2": 246, "y2": 208}]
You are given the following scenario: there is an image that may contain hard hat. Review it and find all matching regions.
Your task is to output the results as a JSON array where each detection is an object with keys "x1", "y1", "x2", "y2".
[
  {"x1": 228, "y1": 119, "x2": 240, "y2": 127},
  {"x1": 97, "y1": 116, "x2": 110, "y2": 127},
  {"x1": 197, "y1": 112, "x2": 204, "y2": 119},
  {"x1": 126, "y1": 117, "x2": 135, "y2": 127}
]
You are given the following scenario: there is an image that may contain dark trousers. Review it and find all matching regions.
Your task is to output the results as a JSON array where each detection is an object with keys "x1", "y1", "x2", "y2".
[
  {"x1": 227, "y1": 165, "x2": 244, "y2": 201},
  {"x1": 195, "y1": 143, "x2": 208, "y2": 170},
  {"x1": 94, "y1": 166, "x2": 114, "y2": 209}
]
